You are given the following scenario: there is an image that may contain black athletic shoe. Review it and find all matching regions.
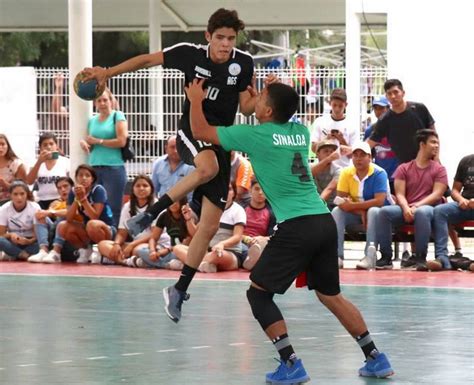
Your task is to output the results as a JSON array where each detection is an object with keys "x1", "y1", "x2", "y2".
[
  {"x1": 376, "y1": 256, "x2": 393, "y2": 270},
  {"x1": 163, "y1": 286, "x2": 190, "y2": 323},
  {"x1": 125, "y1": 212, "x2": 154, "y2": 238},
  {"x1": 401, "y1": 255, "x2": 417, "y2": 269}
]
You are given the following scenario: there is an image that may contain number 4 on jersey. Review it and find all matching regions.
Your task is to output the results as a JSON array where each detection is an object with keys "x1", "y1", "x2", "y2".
[{"x1": 291, "y1": 152, "x2": 310, "y2": 182}]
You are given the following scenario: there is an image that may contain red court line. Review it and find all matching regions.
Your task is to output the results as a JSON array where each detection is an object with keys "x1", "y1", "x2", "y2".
[{"x1": 0, "y1": 262, "x2": 472, "y2": 289}]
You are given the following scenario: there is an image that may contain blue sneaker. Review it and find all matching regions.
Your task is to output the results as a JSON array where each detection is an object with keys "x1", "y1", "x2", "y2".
[
  {"x1": 163, "y1": 286, "x2": 190, "y2": 323},
  {"x1": 359, "y1": 352, "x2": 394, "y2": 378},
  {"x1": 125, "y1": 212, "x2": 154, "y2": 238},
  {"x1": 265, "y1": 358, "x2": 310, "y2": 384}
]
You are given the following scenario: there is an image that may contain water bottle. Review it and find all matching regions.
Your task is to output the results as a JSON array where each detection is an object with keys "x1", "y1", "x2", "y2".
[{"x1": 367, "y1": 242, "x2": 377, "y2": 270}]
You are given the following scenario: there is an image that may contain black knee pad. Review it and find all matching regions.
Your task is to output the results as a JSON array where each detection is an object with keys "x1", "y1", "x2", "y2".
[{"x1": 246, "y1": 286, "x2": 283, "y2": 330}]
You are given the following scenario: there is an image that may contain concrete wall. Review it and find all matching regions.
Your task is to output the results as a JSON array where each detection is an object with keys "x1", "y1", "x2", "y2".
[{"x1": 387, "y1": 0, "x2": 474, "y2": 182}]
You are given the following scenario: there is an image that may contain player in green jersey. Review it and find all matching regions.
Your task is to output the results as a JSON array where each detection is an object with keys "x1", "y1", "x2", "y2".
[{"x1": 185, "y1": 79, "x2": 394, "y2": 384}]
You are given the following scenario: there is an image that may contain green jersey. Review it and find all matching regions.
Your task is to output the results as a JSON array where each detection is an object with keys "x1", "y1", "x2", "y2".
[{"x1": 217, "y1": 121, "x2": 329, "y2": 222}]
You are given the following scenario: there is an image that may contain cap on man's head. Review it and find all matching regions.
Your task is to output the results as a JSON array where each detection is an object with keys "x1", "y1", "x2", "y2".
[
  {"x1": 352, "y1": 141, "x2": 372, "y2": 155},
  {"x1": 330, "y1": 88, "x2": 347, "y2": 102},
  {"x1": 317, "y1": 139, "x2": 338, "y2": 153},
  {"x1": 372, "y1": 96, "x2": 389, "y2": 107}
]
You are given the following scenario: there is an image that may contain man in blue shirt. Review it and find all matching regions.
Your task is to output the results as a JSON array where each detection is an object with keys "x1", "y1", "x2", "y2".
[{"x1": 151, "y1": 136, "x2": 194, "y2": 201}]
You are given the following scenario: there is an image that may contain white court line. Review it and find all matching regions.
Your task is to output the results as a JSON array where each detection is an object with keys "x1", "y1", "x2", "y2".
[
  {"x1": 370, "y1": 332, "x2": 389, "y2": 336},
  {"x1": 52, "y1": 360, "x2": 73, "y2": 364},
  {"x1": 229, "y1": 343, "x2": 246, "y2": 346},
  {"x1": 334, "y1": 334, "x2": 352, "y2": 338},
  {"x1": 299, "y1": 337, "x2": 318, "y2": 340},
  {"x1": 86, "y1": 356, "x2": 108, "y2": 360},
  {"x1": 121, "y1": 352, "x2": 144, "y2": 356},
  {"x1": 156, "y1": 349, "x2": 177, "y2": 353},
  {"x1": 441, "y1": 328, "x2": 465, "y2": 331},
  {"x1": 17, "y1": 364, "x2": 37, "y2": 367},
  {"x1": 403, "y1": 330, "x2": 426, "y2": 333},
  {"x1": 191, "y1": 346, "x2": 211, "y2": 350}
]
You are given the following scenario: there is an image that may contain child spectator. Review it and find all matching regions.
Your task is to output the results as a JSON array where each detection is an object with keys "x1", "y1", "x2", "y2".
[
  {"x1": 311, "y1": 140, "x2": 342, "y2": 210},
  {"x1": 98, "y1": 175, "x2": 159, "y2": 264},
  {"x1": 26, "y1": 132, "x2": 70, "y2": 209},
  {"x1": 241, "y1": 179, "x2": 276, "y2": 270},
  {"x1": 57, "y1": 164, "x2": 115, "y2": 263},
  {"x1": 230, "y1": 151, "x2": 254, "y2": 207},
  {"x1": 0, "y1": 134, "x2": 27, "y2": 205},
  {"x1": 174, "y1": 183, "x2": 245, "y2": 273},
  {"x1": 0, "y1": 181, "x2": 40, "y2": 260},
  {"x1": 28, "y1": 176, "x2": 74, "y2": 263},
  {"x1": 134, "y1": 197, "x2": 196, "y2": 270}
]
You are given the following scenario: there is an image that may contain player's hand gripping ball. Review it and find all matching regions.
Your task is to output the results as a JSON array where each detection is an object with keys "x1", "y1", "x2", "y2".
[{"x1": 73, "y1": 72, "x2": 106, "y2": 101}]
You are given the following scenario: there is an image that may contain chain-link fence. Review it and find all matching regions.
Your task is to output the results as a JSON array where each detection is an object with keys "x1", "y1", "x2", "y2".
[{"x1": 35, "y1": 67, "x2": 387, "y2": 177}]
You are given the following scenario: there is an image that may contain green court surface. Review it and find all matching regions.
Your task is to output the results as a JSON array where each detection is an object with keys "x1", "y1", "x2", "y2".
[{"x1": 0, "y1": 275, "x2": 472, "y2": 385}]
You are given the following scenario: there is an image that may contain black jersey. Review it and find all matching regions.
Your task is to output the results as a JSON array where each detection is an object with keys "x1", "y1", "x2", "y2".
[
  {"x1": 163, "y1": 43, "x2": 254, "y2": 128},
  {"x1": 370, "y1": 101, "x2": 435, "y2": 163}
]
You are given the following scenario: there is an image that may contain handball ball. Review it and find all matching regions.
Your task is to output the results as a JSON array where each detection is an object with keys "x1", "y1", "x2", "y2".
[{"x1": 73, "y1": 72, "x2": 105, "y2": 101}]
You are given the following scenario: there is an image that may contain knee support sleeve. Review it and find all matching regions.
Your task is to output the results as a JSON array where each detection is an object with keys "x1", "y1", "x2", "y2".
[{"x1": 246, "y1": 286, "x2": 283, "y2": 330}]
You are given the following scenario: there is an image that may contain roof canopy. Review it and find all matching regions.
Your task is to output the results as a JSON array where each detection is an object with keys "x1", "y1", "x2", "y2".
[{"x1": 0, "y1": 0, "x2": 386, "y2": 32}]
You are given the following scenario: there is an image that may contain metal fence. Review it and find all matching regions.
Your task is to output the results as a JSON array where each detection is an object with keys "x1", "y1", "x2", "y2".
[{"x1": 35, "y1": 67, "x2": 388, "y2": 178}]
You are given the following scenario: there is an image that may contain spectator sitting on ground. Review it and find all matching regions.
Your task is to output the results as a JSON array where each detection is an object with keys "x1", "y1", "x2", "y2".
[
  {"x1": 98, "y1": 175, "x2": 158, "y2": 265},
  {"x1": 27, "y1": 177, "x2": 75, "y2": 263},
  {"x1": 80, "y1": 88, "x2": 128, "y2": 227},
  {"x1": 0, "y1": 134, "x2": 27, "y2": 205},
  {"x1": 133, "y1": 197, "x2": 196, "y2": 270},
  {"x1": 311, "y1": 140, "x2": 342, "y2": 210},
  {"x1": 0, "y1": 181, "x2": 40, "y2": 261},
  {"x1": 331, "y1": 142, "x2": 392, "y2": 270},
  {"x1": 376, "y1": 129, "x2": 448, "y2": 270},
  {"x1": 363, "y1": 96, "x2": 398, "y2": 191},
  {"x1": 174, "y1": 183, "x2": 246, "y2": 273},
  {"x1": 230, "y1": 151, "x2": 254, "y2": 207},
  {"x1": 57, "y1": 164, "x2": 115, "y2": 264},
  {"x1": 151, "y1": 135, "x2": 194, "y2": 202},
  {"x1": 25, "y1": 132, "x2": 70, "y2": 210},
  {"x1": 430, "y1": 154, "x2": 474, "y2": 271},
  {"x1": 310, "y1": 88, "x2": 359, "y2": 168},
  {"x1": 241, "y1": 178, "x2": 276, "y2": 271}
]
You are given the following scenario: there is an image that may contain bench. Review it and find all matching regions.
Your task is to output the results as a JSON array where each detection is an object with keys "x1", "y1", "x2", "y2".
[{"x1": 344, "y1": 220, "x2": 474, "y2": 259}]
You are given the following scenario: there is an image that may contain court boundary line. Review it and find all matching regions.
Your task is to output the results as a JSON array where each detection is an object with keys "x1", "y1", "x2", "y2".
[{"x1": 1, "y1": 272, "x2": 472, "y2": 290}]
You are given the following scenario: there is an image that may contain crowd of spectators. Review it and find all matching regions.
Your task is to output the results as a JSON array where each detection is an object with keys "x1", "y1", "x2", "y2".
[{"x1": 0, "y1": 79, "x2": 472, "y2": 273}]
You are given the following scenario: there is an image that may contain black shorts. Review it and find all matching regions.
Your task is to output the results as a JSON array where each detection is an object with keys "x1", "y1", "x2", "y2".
[
  {"x1": 176, "y1": 127, "x2": 231, "y2": 211},
  {"x1": 250, "y1": 213, "x2": 340, "y2": 296}
]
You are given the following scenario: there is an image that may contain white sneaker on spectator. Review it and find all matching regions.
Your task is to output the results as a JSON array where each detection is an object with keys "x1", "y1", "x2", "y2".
[
  {"x1": 198, "y1": 261, "x2": 217, "y2": 273},
  {"x1": 90, "y1": 251, "x2": 101, "y2": 264},
  {"x1": 167, "y1": 259, "x2": 183, "y2": 271},
  {"x1": 123, "y1": 256, "x2": 144, "y2": 268},
  {"x1": 357, "y1": 246, "x2": 377, "y2": 270},
  {"x1": 43, "y1": 250, "x2": 61, "y2": 264},
  {"x1": 0, "y1": 251, "x2": 10, "y2": 261},
  {"x1": 28, "y1": 249, "x2": 49, "y2": 263},
  {"x1": 76, "y1": 248, "x2": 92, "y2": 264}
]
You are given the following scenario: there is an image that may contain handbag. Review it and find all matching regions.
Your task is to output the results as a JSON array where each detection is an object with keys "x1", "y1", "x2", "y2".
[{"x1": 113, "y1": 112, "x2": 135, "y2": 161}]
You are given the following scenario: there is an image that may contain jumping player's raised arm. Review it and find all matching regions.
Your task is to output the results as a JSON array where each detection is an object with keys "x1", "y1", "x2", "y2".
[{"x1": 82, "y1": 52, "x2": 164, "y2": 88}]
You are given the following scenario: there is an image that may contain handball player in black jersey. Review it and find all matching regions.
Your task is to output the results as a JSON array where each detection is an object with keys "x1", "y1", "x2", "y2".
[{"x1": 82, "y1": 9, "x2": 276, "y2": 322}]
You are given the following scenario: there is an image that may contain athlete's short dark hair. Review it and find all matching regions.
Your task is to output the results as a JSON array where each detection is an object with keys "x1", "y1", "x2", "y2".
[
  {"x1": 384, "y1": 78, "x2": 404, "y2": 92},
  {"x1": 416, "y1": 128, "x2": 438, "y2": 146},
  {"x1": 266, "y1": 83, "x2": 300, "y2": 124},
  {"x1": 207, "y1": 8, "x2": 245, "y2": 34}
]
